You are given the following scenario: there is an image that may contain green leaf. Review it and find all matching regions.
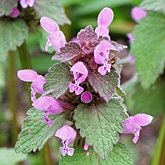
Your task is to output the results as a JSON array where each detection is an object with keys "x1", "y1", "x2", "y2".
[
  {"x1": 125, "y1": 78, "x2": 165, "y2": 116},
  {"x1": 44, "y1": 63, "x2": 71, "y2": 98},
  {"x1": 88, "y1": 67, "x2": 120, "y2": 102},
  {"x1": 34, "y1": 0, "x2": 70, "y2": 25},
  {"x1": 131, "y1": 12, "x2": 165, "y2": 88},
  {"x1": 140, "y1": 0, "x2": 165, "y2": 14},
  {"x1": 0, "y1": 0, "x2": 18, "y2": 17},
  {"x1": 60, "y1": 143, "x2": 134, "y2": 165},
  {"x1": 15, "y1": 108, "x2": 65, "y2": 153},
  {"x1": 74, "y1": 99, "x2": 127, "y2": 159},
  {"x1": 74, "y1": 0, "x2": 133, "y2": 15},
  {"x1": 0, "y1": 148, "x2": 27, "y2": 165},
  {"x1": 0, "y1": 18, "x2": 28, "y2": 63}
]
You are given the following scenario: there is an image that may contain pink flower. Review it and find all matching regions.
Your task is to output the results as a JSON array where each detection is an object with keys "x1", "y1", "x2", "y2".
[
  {"x1": 127, "y1": 33, "x2": 135, "y2": 43},
  {"x1": 69, "y1": 62, "x2": 88, "y2": 95},
  {"x1": 81, "y1": 91, "x2": 93, "y2": 104},
  {"x1": 32, "y1": 96, "x2": 64, "y2": 126},
  {"x1": 10, "y1": 7, "x2": 20, "y2": 18},
  {"x1": 131, "y1": 7, "x2": 147, "y2": 22},
  {"x1": 40, "y1": 17, "x2": 66, "y2": 52},
  {"x1": 20, "y1": 0, "x2": 34, "y2": 8},
  {"x1": 55, "y1": 125, "x2": 76, "y2": 156},
  {"x1": 95, "y1": 7, "x2": 114, "y2": 38},
  {"x1": 17, "y1": 69, "x2": 45, "y2": 102},
  {"x1": 123, "y1": 113, "x2": 153, "y2": 143},
  {"x1": 94, "y1": 40, "x2": 116, "y2": 75}
]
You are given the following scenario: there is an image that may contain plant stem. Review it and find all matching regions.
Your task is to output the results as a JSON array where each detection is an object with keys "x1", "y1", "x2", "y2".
[
  {"x1": 152, "y1": 117, "x2": 165, "y2": 165},
  {"x1": 41, "y1": 143, "x2": 53, "y2": 165},
  {"x1": 18, "y1": 42, "x2": 32, "y2": 103},
  {"x1": 7, "y1": 51, "x2": 19, "y2": 145},
  {"x1": 18, "y1": 42, "x2": 32, "y2": 69}
]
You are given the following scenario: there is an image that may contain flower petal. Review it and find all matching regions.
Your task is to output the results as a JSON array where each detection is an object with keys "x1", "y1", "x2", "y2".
[
  {"x1": 133, "y1": 113, "x2": 153, "y2": 127},
  {"x1": 20, "y1": 0, "x2": 28, "y2": 8},
  {"x1": 98, "y1": 66, "x2": 107, "y2": 75},
  {"x1": 131, "y1": 7, "x2": 147, "y2": 22},
  {"x1": 97, "y1": 7, "x2": 114, "y2": 27},
  {"x1": 81, "y1": 91, "x2": 93, "y2": 104},
  {"x1": 55, "y1": 125, "x2": 76, "y2": 143},
  {"x1": 71, "y1": 62, "x2": 88, "y2": 83},
  {"x1": 17, "y1": 69, "x2": 38, "y2": 82},
  {"x1": 10, "y1": 7, "x2": 20, "y2": 18},
  {"x1": 67, "y1": 147, "x2": 74, "y2": 156},
  {"x1": 95, "y1": 26, "x2": 109, "y2": 38},
  {"x1": 28, "y1": 0, "x2": 34, "y2": 7},
  {"x1": 40, "y1": 17, "x2": 59, "y2": 34},
  {"x1": 32, "y1": 96, "x2": 53, "y2": 110},
  {"x1": 60, "y1": 147, "x2": 67, "y2": 156},
  {"x1": 48, "y1": 31, "x2": 66, "y2": 51}
]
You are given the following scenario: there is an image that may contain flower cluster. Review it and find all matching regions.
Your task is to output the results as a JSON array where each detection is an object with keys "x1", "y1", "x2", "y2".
[{"x1": 17, "y1": 7, "x2": 153, "y2": 157}]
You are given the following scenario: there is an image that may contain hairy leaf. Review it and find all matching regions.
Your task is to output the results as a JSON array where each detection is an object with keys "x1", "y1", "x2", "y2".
[
  {"x1": 0, "y1": 0, "x2": 18, "y2": 17},
  {"x1": 15, "y1": 108, "x2": 65, "y2": 153},
  {"x1": 0, "y1": 148, "x2": 27, "y2": 165},
  {"x1": 125, "y1": 78, "x2": 165, "y2": 116},
  {"x1": 131, "y1": 12, "x2": 165, "y2": 88},
  {"x1": 88, "y1": 67, "x2": 120, "y2": 102},
  {"x1": 0, "y1": 18, "x2": 28, "y2": 62},
  {"x1": 34, "y1": 0, "x2": 70, "y2": 25},
  {"x1": 60, "y1": 143, "x2": 133, "y2": 165},
  {"x1": 140, "y1": 0, "x2": 165, "y2": 14},
  {"x1": 74, "y1": 99, "x2": 127, "y2": 159},
  {"x1": 77, "y1": 25, "x2": 98, "y2": 53},
  {"x1": 52, "y1": 42, "x2": 82, "y2": 62},
  {"x1": 44, "y1": 63, "x2": 71, "y2": 98}
]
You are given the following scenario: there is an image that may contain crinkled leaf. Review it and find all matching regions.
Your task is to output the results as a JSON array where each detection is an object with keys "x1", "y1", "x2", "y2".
[
  {"x1": 125, "y1": 78, "x2": 165, "y2": 116},
  {"x1": 0, "y1": 0, "x2": 18, "y2": 17},
  {"x1": 131, "y1": 12, "x2": 165, "y2": 88},
  {"x1": 34, "y1": 0, "x2": 70, "y2": 25},
  {"x1": 15, "y1": 108, "x2": 65, "y2": 153},
  {"x1": 0, "y1": 148, "x2": 27, "y2": 165},
  {"x1": 140, "y1": 0, "x2": 165, "y2": 14},
  {"x1": 60, "y1": 143, "x2": 133, "y2": 165},
  {"x1": 0, "y1": 18, "x2": 28, "y2": 62},
  {"x1": 44, "y1": 63, "x2": 71, "y2": 98},
  {"x1": 52, "y1": 42, "x2": 82, "y2": 62},
  {"x1": 77, "y1": 25, "x2": 98, "y2": 50},
  {"x1": 74, "y1": 99, "x2": 127, "y2": 159},
  {"x1": 88, "y1": 67, "x2": 120, "y2": 102}
]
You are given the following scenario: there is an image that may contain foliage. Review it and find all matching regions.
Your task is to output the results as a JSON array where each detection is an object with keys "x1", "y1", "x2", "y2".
[
  {"x1": 0, "y1": 19, "x2": 28, "y2": 62},
  {"x1": 60, "y1": 144, "x2": 134, "y2": 165},
  {"x1": 74, "y1": 99, "x2": 127, "y2": 159},
  {"x1": 131, "y1": 12, "x2": 165, "y2": 88},
  {"x1": 15, "y1": 108, "x2": 65, "y2": 153},
  {"x1": 0, "y1": 148, "x2": 27, "y2": 165}
]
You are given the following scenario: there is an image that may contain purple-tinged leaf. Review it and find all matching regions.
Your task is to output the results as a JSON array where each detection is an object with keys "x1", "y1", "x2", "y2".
[
  {"x1": 77, "y1": 25, "x2": 98, "y2": 53},
  {"x1": 44, "y1": 63, "x2": 71, "y2": 98},
  {"x1": 52, "y1": 42, "x2": 82, "y2": 62},
  {"x1": 88, "y1": 67, "x2": 120, "y2": 102}
]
